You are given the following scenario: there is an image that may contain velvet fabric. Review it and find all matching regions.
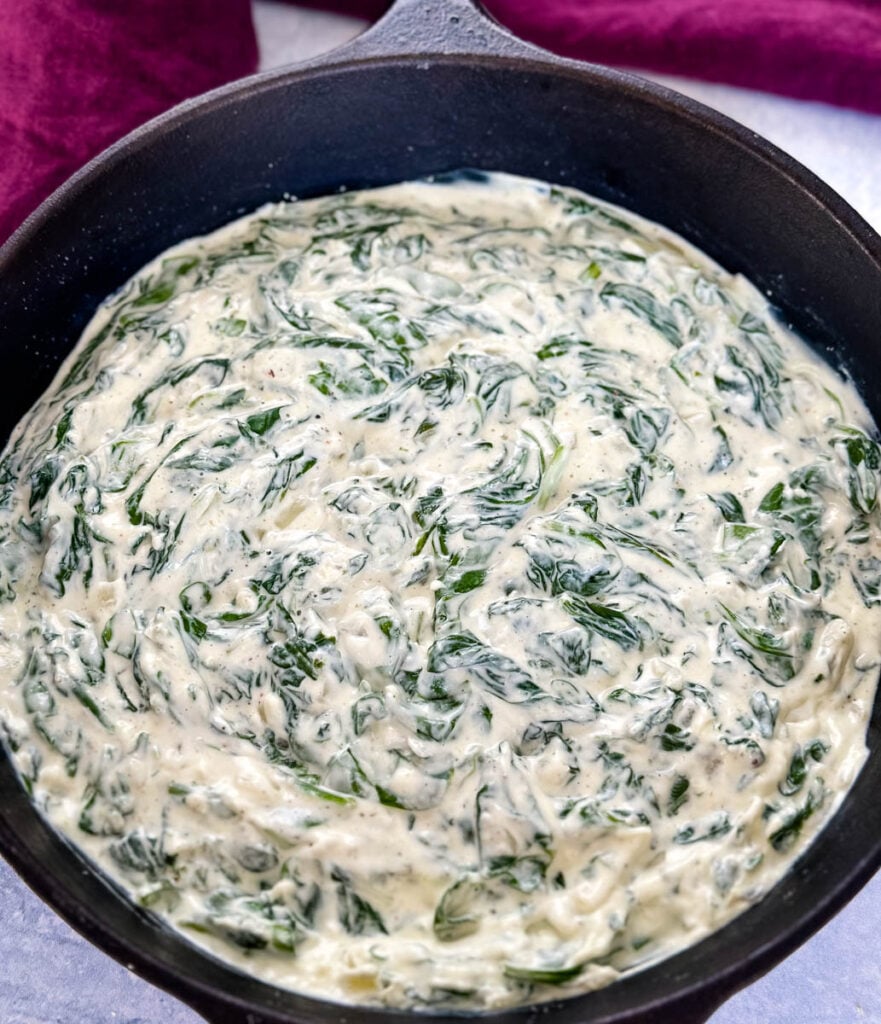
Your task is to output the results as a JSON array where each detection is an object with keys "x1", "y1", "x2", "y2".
[{"x1": 2, "y1": 0, "x2": 880, "y2": 242}]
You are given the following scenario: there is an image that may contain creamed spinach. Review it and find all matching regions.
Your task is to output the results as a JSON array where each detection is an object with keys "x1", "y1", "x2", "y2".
[{"x1": 1, "y1": 173, "x2": 880, "y2": 1009}]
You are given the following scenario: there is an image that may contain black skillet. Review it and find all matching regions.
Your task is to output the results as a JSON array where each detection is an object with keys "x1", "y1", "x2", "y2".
[{"x1": 2, "y1": 1, "x2": 881, "y2": 1022}]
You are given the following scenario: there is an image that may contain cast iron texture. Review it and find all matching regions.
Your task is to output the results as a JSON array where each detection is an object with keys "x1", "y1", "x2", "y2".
[{"x1": 1, "y1": 2, "x2": 880, "y2": 1023}]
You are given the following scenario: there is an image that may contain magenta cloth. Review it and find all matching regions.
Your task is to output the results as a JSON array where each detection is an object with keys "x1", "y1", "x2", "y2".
[
  {"x1": 3, "y1": 0, "x2": 881, "y2": 244},
  {"x1": 483, "y1": 0, "x2": 881, "y2": 111},
  {"x1": 0, "y1": 0, "x2": 259, "y2": 244}
]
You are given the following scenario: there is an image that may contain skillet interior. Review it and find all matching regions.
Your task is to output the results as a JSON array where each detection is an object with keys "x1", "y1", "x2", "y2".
[{"x1": 1, "y1": 37, "x2": 881, "y2": 1024}]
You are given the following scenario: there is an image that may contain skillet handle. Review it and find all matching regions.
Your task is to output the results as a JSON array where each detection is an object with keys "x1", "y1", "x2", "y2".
[{"x1": 310, "y1": 0, "x2": 547, "y2": 64}]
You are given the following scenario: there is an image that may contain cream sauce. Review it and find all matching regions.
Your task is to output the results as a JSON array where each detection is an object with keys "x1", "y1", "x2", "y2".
[{"x1": 0, "y1": 172, "x2": 880, "y2": 1009}]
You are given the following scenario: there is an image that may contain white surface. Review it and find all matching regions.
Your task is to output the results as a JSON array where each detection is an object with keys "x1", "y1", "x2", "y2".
[{"x1": 3, "y1": 4, "x2": 881, "y2": 1023}]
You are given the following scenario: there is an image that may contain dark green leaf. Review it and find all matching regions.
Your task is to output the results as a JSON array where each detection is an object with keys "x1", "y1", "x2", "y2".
[
  {"x1": 710, "y1": 492, "x2": 745, "y2": 523},
  {"x1": 750, "y1": 690, "x2": 779, "y2": 739},
  {"x1": 504, "y1": 962, "x2": 585, "y2": 986},
  {"x1": 600, "y1": 282, "x2": 682, "y2": 348},
  {"x1": 769, "y1": 786, "x2": 822, "y2": 852},
  {"x1": 561, "y1": 595, "x2": 643, "y2": 651},
  {"x1": 332, "y1": 867, "x2": 388, "y2": 935},
  {"x1": 667, "y1": 774, "x2": 690, "y2": 815},
  {"x1": 433, "y1": 878, "x2": 482, "y2": 941},
  {"x1": 245, "y1": 407, "x2": 283, "y2": 436},
  {"x1": 674, "y1": 813, "x2": 731, "y2": 844}
]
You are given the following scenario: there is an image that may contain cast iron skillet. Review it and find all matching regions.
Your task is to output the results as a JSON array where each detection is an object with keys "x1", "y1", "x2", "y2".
[{"x1": 2, "y1": 1, "x2": 881, "y2": 1022}]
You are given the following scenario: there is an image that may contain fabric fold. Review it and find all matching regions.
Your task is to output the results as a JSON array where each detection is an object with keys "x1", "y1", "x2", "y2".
[
  {"x1": 0, "y1": 0, "x2": 258, "y2": 242},
  {"x1": 482, "y1": 0, "x2": 881, "y2": 114}
]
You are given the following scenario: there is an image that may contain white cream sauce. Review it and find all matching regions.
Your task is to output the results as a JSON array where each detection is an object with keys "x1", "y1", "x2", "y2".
[{"x1": 0, "y1": 172, "x2": 880, "y2": 1009}]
